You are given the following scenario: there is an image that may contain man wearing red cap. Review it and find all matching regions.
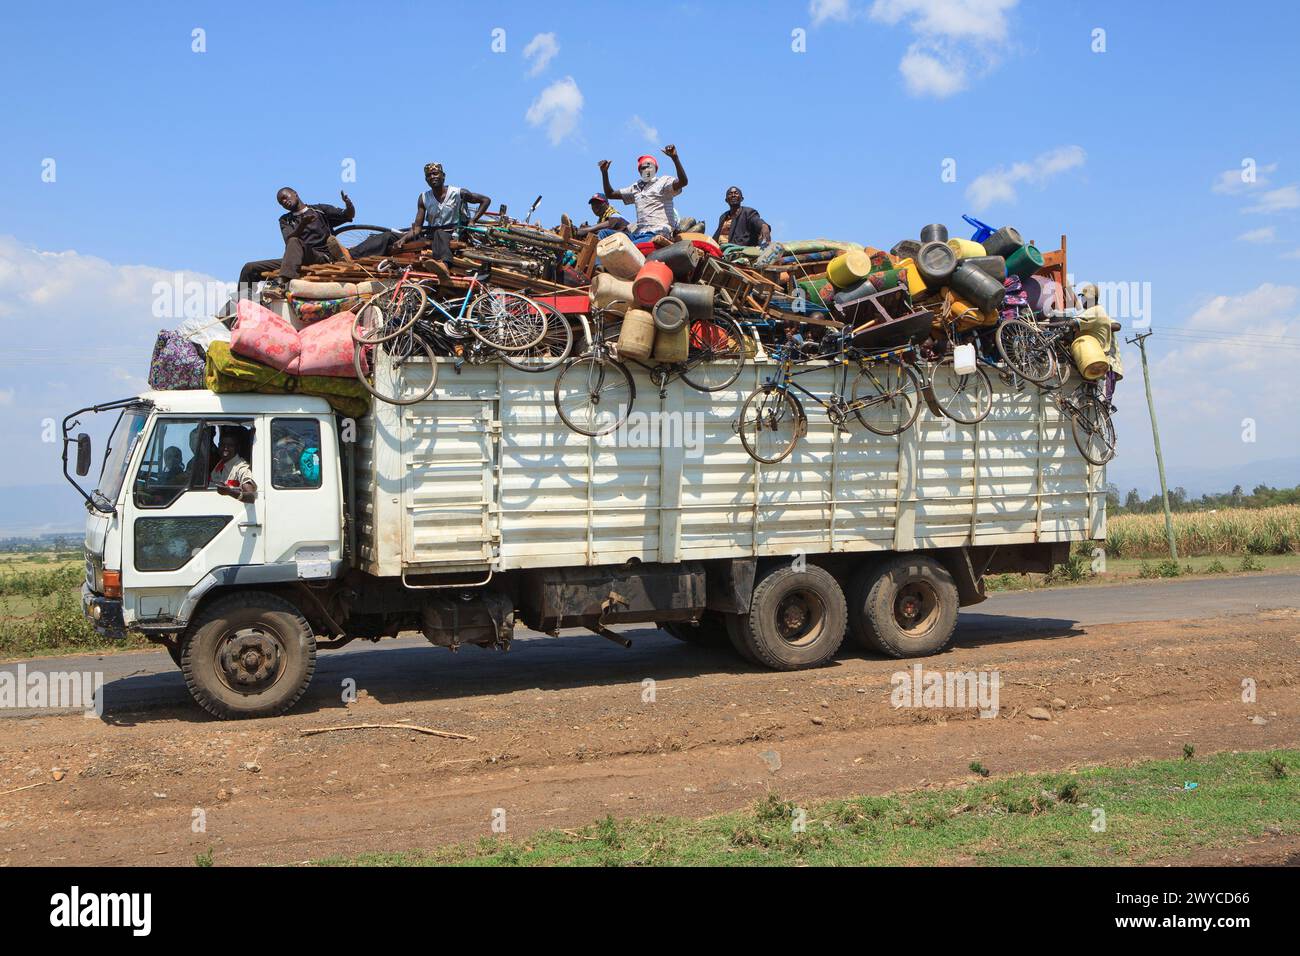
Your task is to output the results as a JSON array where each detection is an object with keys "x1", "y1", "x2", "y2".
[{"x1": 598, "y1": 145, "x2": 688, "y2": 244}]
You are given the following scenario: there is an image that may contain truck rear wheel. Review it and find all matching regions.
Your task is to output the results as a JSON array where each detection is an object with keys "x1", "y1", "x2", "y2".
[
  {"x1": 180, "y1": 592, "x2": 316, "y2": 719},
  {"x1": 848, "y1": 556, "x2": 958, "y2": 658},
  {"x1": 659, "y1": 613, "x2": 729, "y2": 647},
  {"x1": 732, "y1": 564, "x2": 846, "y2": 670}
]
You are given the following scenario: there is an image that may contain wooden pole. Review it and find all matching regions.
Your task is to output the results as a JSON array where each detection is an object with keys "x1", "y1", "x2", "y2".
[{"x1": 1128, "y1": 331, "x2": 1177, "y2": 559}]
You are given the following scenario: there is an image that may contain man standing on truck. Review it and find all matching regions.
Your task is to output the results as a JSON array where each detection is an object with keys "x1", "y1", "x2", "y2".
[
  {"x1": 393, "y1": 162, "x2": 493, "y2": 270},
  {"x1": 210, "y1": 427, "x2": 257, "y2": 503},
  {"x1": 237, "y1": 187, "x2": 355, "y2": 297},
  {"x1": 713, "y1": 186, "x2": 770, "y2": 248},
  {"x1": 599, "y1": 145, "x2": 688, "y2": 245}
]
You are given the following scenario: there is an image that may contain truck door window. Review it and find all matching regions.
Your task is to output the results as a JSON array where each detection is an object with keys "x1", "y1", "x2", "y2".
[
  {"x1": 270, "y1": 419, "x2": 322, "y2": 489},
  {"x1": 132, "y1": 418, "x2": 253, "y2": 508}
]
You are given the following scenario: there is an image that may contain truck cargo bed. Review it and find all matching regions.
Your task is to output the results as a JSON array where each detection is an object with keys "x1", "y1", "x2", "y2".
[{"x1": 354, "y1": 357, "x2": 1104, "y2": 577}]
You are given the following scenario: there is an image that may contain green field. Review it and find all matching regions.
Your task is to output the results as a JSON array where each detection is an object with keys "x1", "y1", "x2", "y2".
[
  {"x1": 1106, "y1": 505, "x2": 1300, "y2": 559},
  {"x1": 311, "y1": 750, "x2": 1299, "y2": 867},
  {"x1": 0, "y1": 553, "x2": 146, "y2": 657}
]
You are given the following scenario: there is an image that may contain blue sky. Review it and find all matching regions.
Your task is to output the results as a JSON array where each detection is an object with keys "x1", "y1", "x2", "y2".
[{"x1": 1, "y1": 0, "x2": 1298, "y2": 528}]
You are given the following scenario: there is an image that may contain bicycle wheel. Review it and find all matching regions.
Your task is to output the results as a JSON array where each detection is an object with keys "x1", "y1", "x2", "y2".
[
  {"x1": 850, "y1": 362, "x2": 921, "y2": 436},
  {"x1": 553, "y1": 355, "x2": 635, "y2": 436},
  {"x1": 352, "y1": 283, "x2": 427, "y2": 345},
  {"x1": 1070, "y1": 394, "x2": 1116, "y2": 465},
  {"x1": 679, "y1": 314, "x2": 746, "y2": 392},
  {"x1": 353, "y1": 335, "x2": 437, "y2": 406},
  {"x1": 499, "y1": 304, "x2": 575, "y2": 373},
  {"x1": 737, "y1": 384, "x2": 804, "y2": 464},
  {"x1": 467, "y1": 289, "x2": 549, "y2": 352},
  {"x1": 928, "y1": 358, "x2": 993, "y2": 425},
  {"x1": 995, "y1": 318, "x2": 1057, "y2": 384}
]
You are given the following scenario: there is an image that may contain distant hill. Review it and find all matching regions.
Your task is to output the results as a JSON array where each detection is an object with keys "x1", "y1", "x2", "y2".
[
  {"x1": 1107, "y1": 456, "x2": 1300, "y2": 500},
  {"x1": 0, "y1": 485, "x2": 89, "y2": 537}
]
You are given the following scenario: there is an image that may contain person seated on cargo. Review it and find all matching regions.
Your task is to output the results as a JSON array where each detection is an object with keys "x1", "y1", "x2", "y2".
[
  {"x1": 563, "y1": 194, "x2": 631, "y2": 241},
  {"x1": 210, "y1": 428, "x2": 257, "y2": 503},
  {"x1": 599, "y1": 145, "x2": 687, "y2": 245},
  {"x1": 393, "y1": 162, "x2": 492, "y2": 269},
  {"x1": 713, "y1": 186, "x2": 770, "y2": 248},
  {"x1": 237, "y1": 187, "x2": 356, "y2": 298}
]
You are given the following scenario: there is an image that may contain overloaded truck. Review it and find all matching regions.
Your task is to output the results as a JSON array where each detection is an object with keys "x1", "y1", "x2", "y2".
[{"x1": 64, "y1": 354, "x2": 1104, "y2": 718}]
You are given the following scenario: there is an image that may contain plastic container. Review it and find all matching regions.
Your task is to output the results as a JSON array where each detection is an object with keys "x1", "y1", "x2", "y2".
[
  {"x1": 962, "y1": 255, "x2": 1007, "y2": 282},
  {"x1": 1071, "y1": 335, "x2": 1109, "y2": 380},
  {"x1": 1022, "y1": 275, "x2": 1060, "y2": 314},
  {"x1": 890, "y1": 239, "x2": 921, "y2": 260},
  {"x1": 962, "y1": 215, "x2": 996, "y2": 243},
  {"x1": 915, "y1": 241, "x2": 958, "y2": 286},
  {"x1": 618, "y1": 308, "x2": 657, "y2": 360},
  {"x1": 946, "y1": 238, "x2": 986, "y2": 259},
  {"x1": 652, "y1": 295, "x2": 689, "y2": 333},
  {"x1": 981, "y1": 226, "x2": 1024, "y2": 259},
  {"x1": 590, "y1": 273, "x2": 635, "y2": 314},
  {"x1": 949, "y1": 261, "x2": 1006, "y2": 312},
  {"x1": 1005, "y1": 244, "x2": 1045, "y2": 279},
  {"x1": 632, "y1": 261, "x2": 674, "y2": 307},
  {"x1": 919, "y1": 223, "x2": 949, "y2": 243},
  {"x1": 652, "y1": 322, "x2": 689, "y2": 362},
  {"x1": 893, "y1": 258, "x2": 928, "y2": 297},
  {"x1": 944, "y1": 291, "x2": 997, "y2": 332},
  {"x1": 596, "y1": 232, "x2": 645, "y2": 280},
  {"x1": 668, "y1": 282, "x2": 714, "y2": 321},
  {"x1": 645, "y1": 241, "x2": 701, "y2": 283},
  {"x1": 826, "y1": 250, "x2": 874, "y2": 289}
]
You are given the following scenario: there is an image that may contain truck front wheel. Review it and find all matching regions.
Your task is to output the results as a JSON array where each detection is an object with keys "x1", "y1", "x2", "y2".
[
  {"x1": 848, "y1": 556, "x2": 959, "y2": 658},
  {"x1": 732, "y1": 564, "x2": 846, "y2": 670},
  {"x1": 180, "y1": 592, "x2": 317, "y2": 719}
]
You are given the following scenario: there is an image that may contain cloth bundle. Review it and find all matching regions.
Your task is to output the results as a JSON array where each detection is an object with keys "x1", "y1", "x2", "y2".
[
  {"x1": 230, "y1": 299, "x2": 364, "y2": 378},
  {"x1": 205, "y1": 341, "x2": 370, "y2": 419}
]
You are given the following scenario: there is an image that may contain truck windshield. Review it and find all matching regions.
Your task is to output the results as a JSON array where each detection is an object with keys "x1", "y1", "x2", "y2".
[{"x1": 95, "y1": 407, "x2": 149, "y2": 509}]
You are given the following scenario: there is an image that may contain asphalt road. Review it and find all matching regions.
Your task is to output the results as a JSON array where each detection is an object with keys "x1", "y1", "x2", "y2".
[{"x1": 5, "y1": 572, "x2": 1299, "y2": 718}]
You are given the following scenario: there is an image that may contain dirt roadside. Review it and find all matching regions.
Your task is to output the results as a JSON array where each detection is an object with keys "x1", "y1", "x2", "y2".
[{"x1": 1, "y1": 609, "x2": 1297, "y2": 866}]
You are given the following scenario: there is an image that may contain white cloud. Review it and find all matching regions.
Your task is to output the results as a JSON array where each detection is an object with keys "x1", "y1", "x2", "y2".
[
  {"x1": 627, "y1": 114, "x2": 659, "y2": 144},
  {"x1": 965, "y1": 145, "x2": 1087, "y2": 210},
  {"x1": 869, "y1": 0, "x2": 1017, "y2": 42},
  {"x1": 0, "y1": 236, "x2": 225, "y2": 492},
  {"x1": 522, "y1": 32, "x2": 559, "y2": 77},
  {"x1": 525, "y1": 76, "x2": 583, "y2": 146},
  {"x1": 810, "y1": 0, "x2": 854, "y2": 26},
  {"x1": 899, "y1": 43, "x2": 967, "y2": 97},
  {"x1": 1281, "y1": 247, "x2": 1300, "y2": 260},
  {"x1": 1244, "y1": 184, "x2": 1300, "y2": 214},
  {"x1": 1236, "y1": 226, "x2": 1277, "y2": 243},
  {"x1": 866, "y1": 0, "x2": 1019, "y2": 97},
  {"x1": 1212, "y1": 162, "x2": 1276, "y2": 195},
  {"x1": 1109, "y1": 283, "x2": 1300, "y2": 494}
]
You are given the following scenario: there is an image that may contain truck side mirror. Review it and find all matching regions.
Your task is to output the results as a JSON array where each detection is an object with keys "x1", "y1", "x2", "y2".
[{"x1": 75, "y1": 433, "x2": 92, "y2": 476}]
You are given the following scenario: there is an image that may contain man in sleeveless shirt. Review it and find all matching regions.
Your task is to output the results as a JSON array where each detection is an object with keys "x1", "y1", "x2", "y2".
[{"x1": 395, "y1": 162, "x2": 492, "y2": 266}]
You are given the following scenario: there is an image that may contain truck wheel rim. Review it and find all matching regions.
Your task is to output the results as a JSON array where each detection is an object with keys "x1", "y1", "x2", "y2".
[
  {"x1": 215, "y1": 627, "x2": 286, "y2": 695},
  {"x1": 893, "y1": 581, "x2": 939, "y2": 636},
  {"x1": 776, "y1": 589, "x2": 825, "y2": 647}
]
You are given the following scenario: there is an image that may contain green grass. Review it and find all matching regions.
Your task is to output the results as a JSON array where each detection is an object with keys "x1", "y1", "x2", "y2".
[
  {"x1": 985, "y1": 552, "x2": 1300, "y2": 593},
  {"x1": 0, "y1": 553, "x2": 147, "y2": 658},
  {"x1": 311, "y1": 750, "x2": 1300, "y2": 867}
]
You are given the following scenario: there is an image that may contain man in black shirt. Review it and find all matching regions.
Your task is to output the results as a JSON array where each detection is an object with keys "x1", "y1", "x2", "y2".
[
  {"x1": 713, "y1": 186, "x2": 770, "y2": 248},
  {"x1": 238, "y1": 187, "x2": 355, "y2": 296}
]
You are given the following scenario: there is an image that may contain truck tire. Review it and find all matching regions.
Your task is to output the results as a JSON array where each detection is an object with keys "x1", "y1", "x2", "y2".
[
  {"x1": 723, "y1": 612, "x2": 762, "y2": 665},
  {"x1": 180, "y1": 592, "x2": 316, "y2": 719},
  {"x1": 659, "y1": 613, "x2": 729, "y2": 647},
  {"x1": 733, "y1": 564, "x2": 846, "y2": 670},
  {"x1": 848, "y1": 556, "x2": 958, "y2": 658}
]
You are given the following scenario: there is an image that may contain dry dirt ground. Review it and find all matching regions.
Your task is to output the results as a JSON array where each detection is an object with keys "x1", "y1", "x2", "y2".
[{"x1": 2, "y1": 609, "x2": 1297, "y2": 866}]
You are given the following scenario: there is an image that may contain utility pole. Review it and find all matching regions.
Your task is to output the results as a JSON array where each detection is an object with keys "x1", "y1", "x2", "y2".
[{"x1": 1128, "y1": 331, "x2": 1177, "y2": 559}]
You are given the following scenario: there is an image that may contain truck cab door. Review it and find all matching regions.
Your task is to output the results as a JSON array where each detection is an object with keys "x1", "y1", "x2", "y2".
[{"x1": 120, "y1": 417, "x2": 265, "y2": 625}]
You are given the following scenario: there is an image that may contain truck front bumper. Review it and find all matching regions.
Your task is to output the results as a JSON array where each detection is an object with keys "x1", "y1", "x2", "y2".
[{"x1": 82, "y1": 584, "x2": 127, "y2": 638}]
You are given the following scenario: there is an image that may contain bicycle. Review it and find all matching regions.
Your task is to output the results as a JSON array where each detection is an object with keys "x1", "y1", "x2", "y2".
[
  {"x1": 736, "y1": 327, "x2": 922, "y2": 465},
  {"x1": 352, "y1": 264, "x2": 550, "y2": 404},
  {"x1": 552, "y1": 303, "x2": 747, "y2": 437},
  {"x1": 1057, "y1": 376, "x2": 1117, "y2": 465}
]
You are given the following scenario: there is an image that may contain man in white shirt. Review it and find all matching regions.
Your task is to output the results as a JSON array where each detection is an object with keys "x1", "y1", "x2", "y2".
[
  {"x1": 210, "y1": 428, "x2": 258, "y2": 502},
  {"x1": 599, "y1": 145, "x2": 688, "y2": 244}
]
